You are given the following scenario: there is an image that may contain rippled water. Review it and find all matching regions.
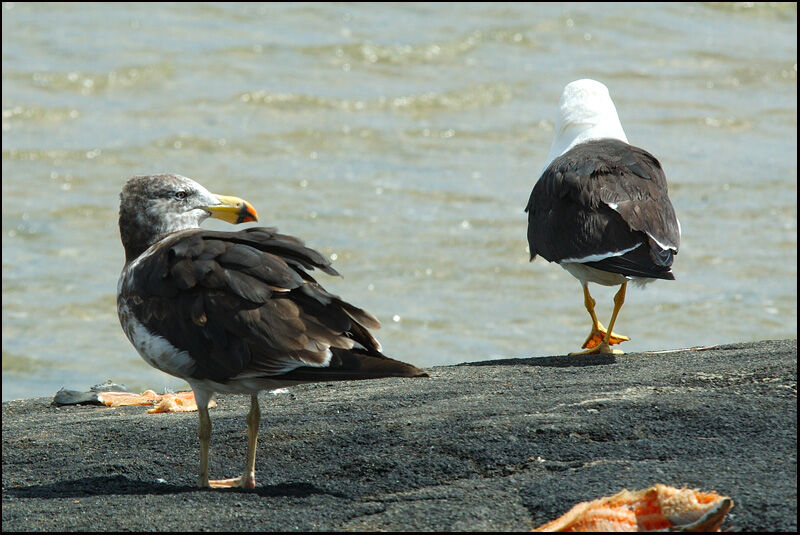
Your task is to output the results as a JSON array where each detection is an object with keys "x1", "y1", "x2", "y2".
[{"x1": 2, "y1": 2, "x2": 797, "y2": 401}]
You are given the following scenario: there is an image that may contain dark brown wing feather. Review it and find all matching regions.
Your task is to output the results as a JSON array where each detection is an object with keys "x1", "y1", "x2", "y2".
[
  {"x1": 279, "y1": 348, "x2": 429, "y2": 381},
  {"x1": 525, "y1": 139, "x2": 679, "y2": 278},
  {"x1": 121, "y1": 227, "x2": 427, "y2": 382}
]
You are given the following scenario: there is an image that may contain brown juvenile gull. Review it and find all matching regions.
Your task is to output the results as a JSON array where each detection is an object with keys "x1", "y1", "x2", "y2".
[
  {"x1": 117, "y1": 174, "x2": 428, "y2": 488},
  {"x1": 525, "y1": 80, "x2": 680, "y2": 355}
]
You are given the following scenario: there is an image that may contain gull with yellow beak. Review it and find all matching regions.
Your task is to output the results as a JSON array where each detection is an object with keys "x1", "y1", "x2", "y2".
[{"x1": 117, "y1": 174, "x2": 427, "y2": 489}]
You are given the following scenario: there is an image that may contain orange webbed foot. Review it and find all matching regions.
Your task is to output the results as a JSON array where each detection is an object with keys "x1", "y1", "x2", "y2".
[{"x1": 581, "y1": 322, "x2": 629, "y2": 349}]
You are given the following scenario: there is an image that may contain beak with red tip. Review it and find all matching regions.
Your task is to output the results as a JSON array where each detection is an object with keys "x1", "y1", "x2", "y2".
[{"x1": 204, "y1": 194, "x2": 258, "y2": 224}]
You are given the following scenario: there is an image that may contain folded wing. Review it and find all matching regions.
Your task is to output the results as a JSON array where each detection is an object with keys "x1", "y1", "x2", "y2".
[{"x1": 122, "y1": 227, "x2": 425, "y2": 382}]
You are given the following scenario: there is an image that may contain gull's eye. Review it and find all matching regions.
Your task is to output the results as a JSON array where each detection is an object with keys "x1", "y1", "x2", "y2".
[{"x1": 174, "y1": 190, "x2": 188, "y2": 200}]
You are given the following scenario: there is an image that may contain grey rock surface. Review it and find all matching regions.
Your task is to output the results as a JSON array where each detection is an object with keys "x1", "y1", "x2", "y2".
[{"x1": 2, "y1": 339, "x2": 797, "y2": 531}]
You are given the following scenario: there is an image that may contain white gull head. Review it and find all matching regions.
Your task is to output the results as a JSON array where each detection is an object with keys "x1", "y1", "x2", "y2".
[{"x1": 544, "y1": 79, "x2": 629, "y2": 169}]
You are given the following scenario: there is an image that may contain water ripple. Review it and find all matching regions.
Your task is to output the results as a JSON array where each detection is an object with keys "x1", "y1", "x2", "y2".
[
  {"x1": 2, "y1": 106, "x2": 80, "y2": 127},
  {"x1": 4, "y1": 63, "x2": 174, "y2": 94},
  {"x1": 238, "y1": 82, "x2": 512, "y2": 115}
]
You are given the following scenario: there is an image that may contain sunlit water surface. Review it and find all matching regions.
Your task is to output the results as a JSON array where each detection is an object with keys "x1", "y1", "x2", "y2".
[{"x1": 2, "y1": 2, "x2": 796, "y2": 401}]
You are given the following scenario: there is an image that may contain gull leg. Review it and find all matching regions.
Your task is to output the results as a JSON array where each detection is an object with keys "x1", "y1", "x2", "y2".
[
  {"x1": 242, "y1": 394, "x2": 260, "y2": 488},
  {"x1": 595, "y1": 282, "x2": 627, "y2": 354},
  {"x1": 578, "y1": 283, "x2": 630, "y2": 350},
  {"x1": 207, "y1": 394, "x2": 260, "y2": 489},
  {"x1": 196, "y1": 392, "x2": 213, "y2": 488},
  {"x1": 571, "y1": 282, "x2": 628, "y2": 355}
]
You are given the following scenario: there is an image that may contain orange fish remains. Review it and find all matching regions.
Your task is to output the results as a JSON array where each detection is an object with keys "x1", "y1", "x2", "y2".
[
  {"x1": 531, "y1": 484, "x2": 733, "y2": 532},
  {"x1": 96, "y1": 390, "x2": 215, "y2": 413}
]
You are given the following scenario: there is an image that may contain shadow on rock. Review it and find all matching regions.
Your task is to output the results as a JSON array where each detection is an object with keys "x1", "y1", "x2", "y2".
[
  {"x1": 5, "y1": 475, "x2": 194, "y2": 498},
  {"x1": 461, "y1": 354, "x2": 615, "y2": 368},
  {"x1": 6, "y1": 476, "x2": 351, "y2": 500}
]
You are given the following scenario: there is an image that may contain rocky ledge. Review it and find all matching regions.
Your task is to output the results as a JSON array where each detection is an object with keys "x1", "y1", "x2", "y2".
[{"x1": 2, "y1": 339, "x2": 797, "y2": 531}]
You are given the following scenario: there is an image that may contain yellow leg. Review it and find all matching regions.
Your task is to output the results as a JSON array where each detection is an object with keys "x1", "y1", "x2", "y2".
[
  {"x1": 206, "y1": 394, "x2": 260, "y2": 489},
  {"x1": 583, "y1": 283, "x2": 600, "y2": 328},
  {"x1": 570, "y1": 282, "x2": 628, "y2": 355},
  {"x1": 605, "y1": 283, "x2": 627, "y2": 340},
  {"x1": 579, "y1": 284, "x2": 630, "y2": 349}
]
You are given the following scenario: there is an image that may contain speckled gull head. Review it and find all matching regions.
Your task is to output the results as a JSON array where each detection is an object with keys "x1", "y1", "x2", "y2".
[
  {"x1": 545, "y1": 79, "x2": 629, "y2": 168},
  {"x1": 118, "y1": 173, "x2": 258, "y2": 263}
]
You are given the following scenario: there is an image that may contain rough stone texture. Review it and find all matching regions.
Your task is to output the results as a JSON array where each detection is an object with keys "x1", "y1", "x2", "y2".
[{"x1": 2, "y1": 339, "x2": 796, "y2": 531}]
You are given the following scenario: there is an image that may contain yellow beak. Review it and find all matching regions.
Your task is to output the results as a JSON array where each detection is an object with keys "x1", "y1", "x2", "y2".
[{"x1": 204, "y1": 194, "x2": 258, "y2": 224}]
